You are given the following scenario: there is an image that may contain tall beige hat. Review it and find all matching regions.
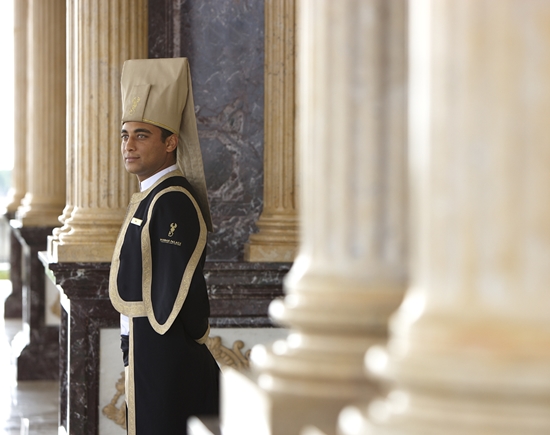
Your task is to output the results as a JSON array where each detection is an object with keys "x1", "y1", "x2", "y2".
[{"x1": 121, "y1": 58, "x2": 213, "y2": 231}]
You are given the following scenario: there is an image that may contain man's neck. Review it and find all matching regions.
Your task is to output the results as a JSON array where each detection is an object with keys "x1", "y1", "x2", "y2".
[{"x1": 140, "y1": 164, "x2": 179, "y2": 192}]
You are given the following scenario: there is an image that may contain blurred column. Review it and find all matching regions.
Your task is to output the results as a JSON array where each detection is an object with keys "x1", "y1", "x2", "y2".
[
  {"x1": 243, "y1": 1, "x2": 408, "y2": 434},
  {"x1": 4, "y1": 0, "x2": 28, "y2": 318},
  {"x1": 245, "y1": 0, "x2": 298, "y2": 262},
  {"x1": 42, "y1": 1, "x2": 147, "y2": 433},
  {"x1": 48, "y1": 0, "x2": 77, "y2": 255},
  {"x1": 15, "y1": 0, "x2": 66, "y2": 226},
  {"x1": 5, "y1": 0, "x2": 27, "y2": 217},
  {"x1": 344, "y1": 1, "x2": 550, "y2": 433},
  {"x1": 11, "y1": 0, "x2": 66, "y2": 380}
]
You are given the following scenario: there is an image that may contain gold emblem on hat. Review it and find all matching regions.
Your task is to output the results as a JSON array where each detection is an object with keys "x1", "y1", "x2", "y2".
[
  {"x1": 168, "y1": 223, "x2": 178, "y2": 237},
  {"x1": 128, "y1": 96, "x2": 141, "y2": 115}
]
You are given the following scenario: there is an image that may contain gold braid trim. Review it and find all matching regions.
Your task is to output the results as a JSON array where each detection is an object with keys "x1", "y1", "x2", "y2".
[
  {"x1": 141, "y1": 185, "x2": 207, "y2": 335},
  {"x1": 108, "y1": 197, "x2": 147, "y2": 317},
  {"x1": 127, "y1": 318, "x2": 136, "y2": 435},
  {"x1": 109, "y1": 170, "x2": 184, "y2": 316}
]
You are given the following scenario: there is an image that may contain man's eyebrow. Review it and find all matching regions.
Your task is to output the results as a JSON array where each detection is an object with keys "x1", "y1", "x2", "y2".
[{"x1": 120, "y1": 128, "x2": 153, "y2": 134}]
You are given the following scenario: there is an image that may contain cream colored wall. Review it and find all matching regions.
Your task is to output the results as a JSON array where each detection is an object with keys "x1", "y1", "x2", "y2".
[
  {"x1": 99, "y1": 329, "x2": 126, "y2": 435},
  {"x1": 44, "y1": 278, "x2": 60, "y2": 327}
]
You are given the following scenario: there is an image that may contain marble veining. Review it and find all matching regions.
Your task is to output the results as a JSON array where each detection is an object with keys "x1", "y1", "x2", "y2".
[
  {"x1": 149, "y1": 0, "x2": 265, "y2": 261},
  {"x1": 148, "y1": 0, "x2": 175, "y2": 58}
]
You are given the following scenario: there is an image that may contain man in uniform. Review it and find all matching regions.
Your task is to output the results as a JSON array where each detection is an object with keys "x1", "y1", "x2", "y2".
[{"x1": 109, "y1": 58, "x2": 219, "y2": 435}]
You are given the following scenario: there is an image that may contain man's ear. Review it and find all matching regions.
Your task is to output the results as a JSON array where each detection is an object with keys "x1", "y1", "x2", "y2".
[{"x1": 166, "y1": 134, "x2": 178, "y2": 153}]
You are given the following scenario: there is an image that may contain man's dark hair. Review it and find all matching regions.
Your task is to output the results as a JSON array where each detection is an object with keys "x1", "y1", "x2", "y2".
[{"x1": 160, "y1": 127, "x2": 174, "y2": 143}]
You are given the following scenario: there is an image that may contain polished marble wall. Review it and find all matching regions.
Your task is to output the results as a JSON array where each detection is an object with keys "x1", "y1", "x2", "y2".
[{"x1": 149, "y1": 0, "x2": 265, "y2": 261}]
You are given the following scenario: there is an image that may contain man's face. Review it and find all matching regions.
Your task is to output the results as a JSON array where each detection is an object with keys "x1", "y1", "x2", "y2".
[{"x1": 121, "y1": 121, "x2": 177, "y2": 182}]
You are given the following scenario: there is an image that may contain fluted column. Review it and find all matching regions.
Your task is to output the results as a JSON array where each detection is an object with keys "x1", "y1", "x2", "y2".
[
  {"x1": 245, "y1": 0, "x2": 298, "y2": 262},
  {"x1": 15, "y1": 0, "x2": 66, "y2": 226},
  {"x1": 345, "y1": 1, "x2": 550, "y2": 434},
  {"x1": 49, "y1": 0, "x2": 77, "y2": 248},
  {"x1": 5, "y1": 0, "x2": 27, "y2": 215},
  {"x1": 249, "y1": 1, "x2": 408, "y2": 434},
  {"x1": 50, "y1": 0, "x2": 147, "y2": 262}
]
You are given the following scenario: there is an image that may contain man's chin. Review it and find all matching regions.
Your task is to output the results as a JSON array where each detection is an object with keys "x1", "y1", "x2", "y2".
[{"x1": 124, "y1": 164, "x2": 139, "y2": 175}]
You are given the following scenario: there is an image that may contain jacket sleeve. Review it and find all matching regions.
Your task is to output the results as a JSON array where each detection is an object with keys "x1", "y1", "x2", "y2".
[
  {"x1": 180, "y1": 264, "x2": 210, "y2": 343},
  {"x1": 145, "y1": 188, "x2": 209, "y2": 338}
]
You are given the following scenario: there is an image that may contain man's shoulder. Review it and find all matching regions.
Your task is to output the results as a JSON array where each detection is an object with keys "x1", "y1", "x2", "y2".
[
  {"x1": 150, "y1": 176, "x2": 199, "y2": 210},
  {"x1": 155, "y1": 174, "x2": 193, "y2": 192}
]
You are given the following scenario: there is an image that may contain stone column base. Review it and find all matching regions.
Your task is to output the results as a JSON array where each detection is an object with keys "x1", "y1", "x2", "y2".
[
  {"x1": 220, "y1": 367, "x2": 352, "y2": 435},
  {"x1": 17, "y1": 324, "x2": 59, "y2": 380},
  {"x1": 244, "y1": 242, "x2": 297, "y2": 263},
  {"x1": 50, "y1": 240, "x2": 116, "y2": 263}
]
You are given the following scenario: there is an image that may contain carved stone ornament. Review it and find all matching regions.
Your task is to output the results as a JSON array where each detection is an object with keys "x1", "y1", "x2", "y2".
[
  {"x1": 102, "y1": 336, "x2": 250, "y2": 428},
  {"x1": 102, "y1": 370, "x2": 127, "y2": 429},
  {"x1": 50, "y1": 292, "x2": 61, "y2": 318},
  {"x1": 205, "y1": 336, "x2": 251, "y2": 370}
]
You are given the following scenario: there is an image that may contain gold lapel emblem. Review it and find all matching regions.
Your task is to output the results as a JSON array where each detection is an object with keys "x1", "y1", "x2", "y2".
[
  {"x1": 168, "y1": 223, "x2": 178, "y2": 237},
  {"x1": 131, "y1": 217, "x2": 142, "y2": 226}
]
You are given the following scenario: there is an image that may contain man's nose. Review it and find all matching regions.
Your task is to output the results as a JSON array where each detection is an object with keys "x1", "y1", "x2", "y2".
[{"x1": 124, "y1": 137, "x2": 135, "y2": 151}]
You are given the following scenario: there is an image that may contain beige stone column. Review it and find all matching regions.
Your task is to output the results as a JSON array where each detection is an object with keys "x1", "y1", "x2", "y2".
[
  {"x1": 5, "y1": 0, "x2": 27, "y2": 215},
  {"x1": 50, "y1": 0, "x2": 147, "y2": 262},
  {"x1": 15, "y1": 0, "x2": 66, "y2": 226},
  {"x1": 244, "y1": 0, "x2": 298, "y2": 262},
  {"x1": 342, "y1": 1, "x2": 550, "y2": 434},
  {"x1": 247, "y1": 1, "x2": 408, "y2": 434},
  {"x1": 50, "y1": 0, "x2": 76, "y2": 244}
]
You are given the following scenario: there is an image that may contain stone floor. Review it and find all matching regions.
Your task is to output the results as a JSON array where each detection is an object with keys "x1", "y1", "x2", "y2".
[{"x1": 0, "y1": 282, "x2": 59, "y2": 435}]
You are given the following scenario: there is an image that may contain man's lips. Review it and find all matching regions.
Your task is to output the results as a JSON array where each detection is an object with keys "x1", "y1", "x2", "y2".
[{"x1": 124, "y1": 156, "x2": 139, "y2": 162}]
